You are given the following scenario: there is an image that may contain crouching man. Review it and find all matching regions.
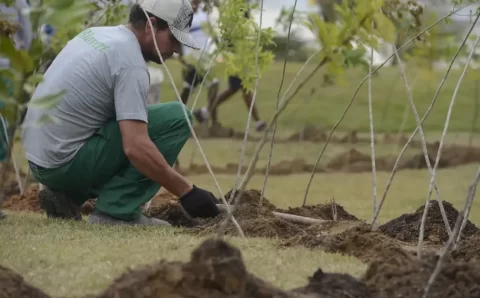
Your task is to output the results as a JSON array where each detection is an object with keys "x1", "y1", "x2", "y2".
[{"x1": 21, "y1": 0, "x2": 219, "y2": 226}]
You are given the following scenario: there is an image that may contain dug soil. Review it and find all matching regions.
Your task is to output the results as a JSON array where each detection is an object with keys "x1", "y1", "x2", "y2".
[
  {"x1": 0, "y1": 163, "x2": 35, "y2": 198},
  {"x1": 378, "y1": 200, "x2": 479, "y2": 244},
  {"x1": 452, "y1": 233, "x2": 480, "y2": 263},
  {"x1": 2, "y1": 183, "x2": 97, "y2": 217},
  {"x1": 285, "y1": 223, "x2": 410, "y2": 263},
  {"x1": 2, "y1": 184, "x2": 41, "y2": 212},
  {"x1": 147, "y1": 189, "x2": 361, "y2": 240},
  {"x1": 194, "y1": 190, "x2": 307, "y2": 239},
  {"x1": 362, "y1": 252, "x2": 480, "y2": 298},
  {"x1": 0, "y1": 265, "x2": 50, "y2": 298}
]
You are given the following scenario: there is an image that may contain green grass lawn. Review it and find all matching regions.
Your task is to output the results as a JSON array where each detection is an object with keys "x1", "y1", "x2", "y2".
[{"x1": 156, "y1": 60, "x2": 480, "y2": 134}]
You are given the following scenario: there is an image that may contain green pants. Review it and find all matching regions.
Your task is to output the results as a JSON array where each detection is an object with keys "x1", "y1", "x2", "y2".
[{"x1": 30, "y1": 102, "x2": 192, "y2": 220}]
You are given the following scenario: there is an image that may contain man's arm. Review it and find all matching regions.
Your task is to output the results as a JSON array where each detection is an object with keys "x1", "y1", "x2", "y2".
[
  {"x1": 114, "y1": 66, "x2": 192, "y2": 197},
  {"x1": 119, "y1": 120, "x2": 192, "y2": 197}
]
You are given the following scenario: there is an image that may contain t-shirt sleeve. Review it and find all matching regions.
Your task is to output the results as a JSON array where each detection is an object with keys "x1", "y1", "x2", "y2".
[{"x1": 113, "y1": 66, "x2": 150, "y2": 123}]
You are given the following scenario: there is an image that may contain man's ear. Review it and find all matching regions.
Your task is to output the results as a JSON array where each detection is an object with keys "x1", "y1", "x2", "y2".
[{"x1": 145, "y1": 17, "x2": 157, "y2": 34}]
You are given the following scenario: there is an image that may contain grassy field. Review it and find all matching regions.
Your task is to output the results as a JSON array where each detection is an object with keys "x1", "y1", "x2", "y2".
[
  {"x1": 157, "y1": 60, "x2": 480, "y2": 133},
  {"x1": 2, "y1": 61, "x2": 480, "y2": 297}
]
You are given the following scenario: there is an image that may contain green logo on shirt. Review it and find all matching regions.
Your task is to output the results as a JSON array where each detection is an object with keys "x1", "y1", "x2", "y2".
[{"x1": 77, "y1": 29, "x2": 109, "y2": 52}]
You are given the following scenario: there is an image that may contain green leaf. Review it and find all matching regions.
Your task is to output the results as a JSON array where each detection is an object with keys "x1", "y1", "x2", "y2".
[
  {"x1": 28, "y1": 90, "x2": 66, "y2": 110},
  {"x1": 47, "y1": 0, "x2": 75, "y2": 10}
]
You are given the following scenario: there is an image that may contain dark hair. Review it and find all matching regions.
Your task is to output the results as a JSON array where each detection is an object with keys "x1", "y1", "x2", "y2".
[{"x1": 128, "y1": 4, "x2": 169, "y2": 30}]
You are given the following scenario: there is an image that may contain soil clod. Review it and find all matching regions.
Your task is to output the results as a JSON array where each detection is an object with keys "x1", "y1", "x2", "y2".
[
  {"x1": 286, "y1": 223, "x2": 410, "y2": 263},
  {"x1": 378, "y1": 200, "x2": 479, "y2": 244},
  {"x1": 452, "y1": 233, "x2": 480, "y2": 263},
  {"x1": 363, "y1": 252, "x2": 480, "y2": 298},
  {"x1": 291, "y1": 268, "x2": 373, "y2": 298},
  {"x1": 3, "y1": 184, "x2": 41, "y2": 212},
  {"x1": 97, "y1": 238, "x2": 304, "y2": 298},
  {"x1": 0, "y1": 265, "x2": 50, "y2": 298}
]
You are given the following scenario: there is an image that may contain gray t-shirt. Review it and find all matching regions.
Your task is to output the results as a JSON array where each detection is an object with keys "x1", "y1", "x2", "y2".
[{"x1": 22, "y1": 25, "x2": 150, "y2": 168}]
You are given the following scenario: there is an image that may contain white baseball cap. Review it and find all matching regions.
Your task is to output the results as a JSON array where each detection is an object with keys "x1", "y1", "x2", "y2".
[{"x1": 138, "y1": 0, "x2": 200, "y2": 50}]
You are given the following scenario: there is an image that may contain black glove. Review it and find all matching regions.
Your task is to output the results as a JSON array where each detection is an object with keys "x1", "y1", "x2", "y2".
[{"x1": 179, "y1": 185, "x2": 220, "y2": 218}]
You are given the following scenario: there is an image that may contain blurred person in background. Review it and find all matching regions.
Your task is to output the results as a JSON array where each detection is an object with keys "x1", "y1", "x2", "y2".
[
  {"x1": 177, "y1": 0, "x2": 219, "y2": 111},
  {"x1": 191, "y1": 0, "x2": 266, "y2": 133}
]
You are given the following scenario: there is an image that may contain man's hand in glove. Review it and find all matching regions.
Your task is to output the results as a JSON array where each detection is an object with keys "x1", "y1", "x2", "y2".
[{"x1": 179, "y1": 185, "x2": 220, "y2": 218}]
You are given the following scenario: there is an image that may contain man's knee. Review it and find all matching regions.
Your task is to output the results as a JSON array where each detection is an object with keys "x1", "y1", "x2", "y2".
[{"x1": 149, "y1": 101, "x2": 192, "y2": 130}]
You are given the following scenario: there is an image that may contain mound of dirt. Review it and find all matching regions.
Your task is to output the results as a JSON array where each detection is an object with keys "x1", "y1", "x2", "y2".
[
  {"x1": 326, "y1": 149, "x2": 371, "y2": 170},
  {"x1": 268, "y1": 158, "x2": 308, "y2": 175},
  {"x1": 286, "y1": 223, "x2": 409, "y2": 263},
  {"x1": 193, "y1": 190, "x2": 305, "y2": 239},
  {"x1": 97, "y1": 238, "x2": 293, "y2": 298},
  {"x1": 147, "y1": 189, "x2": 306, "y2": 239},
  {"x1": 146, "y1": 200, "x2": 199, "y2": 227},
  {"x1": 287, "y1": 125, "x2": 327, "y2": 142},
  {"x1": 223, "y1": 189, "x2": 277, "y2": 210},
  {"x1": 363, "y1": 252, "x2": 480, "y2": 298},
  {"x1": 291, "y1": 268, "x2": 373, "y2": 298},
  {"x1": 277, "y1": 202, "x2": 359, "y2": 221},
  {"x1": 452, "y1": 234, "x2": 480, "y2": 263},
  {"x1": 441, "y1": 144, "x2": 480, "y2": 167},
  {"x1": 98, "y1": 237, "x2": 368, "y2": 298},
  {"x1": 378, "y1": 200, "x2": 479, "y2": 244},
  {"x1": 339, "y1": 131, "x2": 359, "y2": 144},
  {"x1": 0, "y1": 265, "x2": 50, "y2": 298},
  {"x1": 0, "y1": 164, "x2": 34, "y2": 198},
  {"x1": 3, "y1": 184, "x2": 41, "y2": 212},
  {"x1": 2, "y1": 184, "x2": 97, "y2": 216}
]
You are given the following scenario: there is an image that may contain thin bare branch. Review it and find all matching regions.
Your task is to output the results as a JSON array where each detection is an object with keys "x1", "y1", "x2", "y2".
[
  {"x1": 370, "y1": 12, "x2": 479, "y2": 228},
  {"x1": 455, "y1": 168, "x2": 480, "y2": 244},
  {"x1": 260, "y1": 0, "x2": 299, "y2": 206},
  {"x1": 217, "y1": 0, "x2": 265, "y2": 237},
  {"x1": 368, "y1": 43, "x2": 378, "y2": 215},
  {"x1": 390, "y1": 43, "x2": 453, "y2": 243},
  {"x1": 422, "y1": 165, "x2": 480, "y2": 298},
  {"x1": 418, "y1": 22, "x2": 480, "y2": 258}
]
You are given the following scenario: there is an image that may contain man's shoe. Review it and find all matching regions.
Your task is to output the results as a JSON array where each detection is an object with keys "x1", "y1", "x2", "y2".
[
  {"x1": 193, "y1": 107, "x2": 209, "y2": 124},
  {"x1": 255, "y1": 120, "x2": 267, "y2": 132},
  {"x1": 38, "y1": 188, "x2": 82, "y2": 221},
  {"x1": 88, "y1": 210, "x2": 172, "y2": 227}
]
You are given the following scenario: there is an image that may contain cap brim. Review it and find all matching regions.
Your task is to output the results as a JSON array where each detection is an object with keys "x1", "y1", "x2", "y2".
[{"x1": 169, "y1": 25, "x2": 200, "y2": 50}]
